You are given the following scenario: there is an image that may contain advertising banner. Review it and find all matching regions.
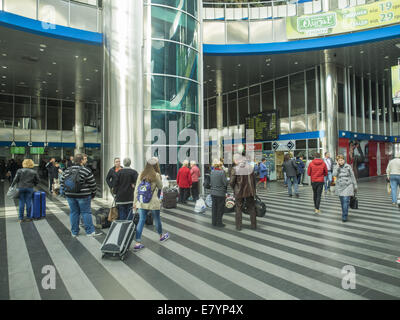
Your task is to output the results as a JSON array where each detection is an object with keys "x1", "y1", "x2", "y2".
[
  {"x1": 391, "y1": 64, "x2": 400, "y2": 104},
  {"x1": 287, "y1": 0, "x2": 400, "y2": 40}
]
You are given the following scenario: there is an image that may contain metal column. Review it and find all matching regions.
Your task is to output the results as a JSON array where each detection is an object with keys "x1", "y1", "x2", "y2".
[{"x1": 74, "y1": 99, "x2": 85, "y2": 155}]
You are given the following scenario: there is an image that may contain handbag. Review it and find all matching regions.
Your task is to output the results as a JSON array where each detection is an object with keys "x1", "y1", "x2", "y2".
[
  {"x1": 7, "y1": 186, "x2": 19, "y2": 199},
  {"x1": 107, "y1": 200, "x2": 119, "y2": 222},
  {"x1": 350, "y1": 196, "x2": 358, "y2": 209},
  {"x1": 387, "y1": 182, "x2": 392, "y2": 195}
]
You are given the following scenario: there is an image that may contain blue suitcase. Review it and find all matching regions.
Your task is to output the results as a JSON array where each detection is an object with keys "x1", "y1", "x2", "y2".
[{"x1": 29, "y1": 191, "x2": 46, "y2": 219}]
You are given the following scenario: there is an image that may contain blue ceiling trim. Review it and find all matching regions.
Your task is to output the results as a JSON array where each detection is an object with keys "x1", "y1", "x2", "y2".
[
  {"x1": 0, "y1": 11, "x2": 102, "y2": 46},
  {"x1": 203, "y1": 24, "x2": 400, "y2": 56}
]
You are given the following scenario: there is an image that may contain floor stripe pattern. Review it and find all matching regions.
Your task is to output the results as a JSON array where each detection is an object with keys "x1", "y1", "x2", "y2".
[{"x1": 0, "y1": 176, "x2": 400, "y2": 300}]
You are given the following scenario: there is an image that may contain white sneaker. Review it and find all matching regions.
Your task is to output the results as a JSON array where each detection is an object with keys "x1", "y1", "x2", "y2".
[
  {"x1": 71, "y1": 233, "x2": 78, "y2": 238},
  {"x1": 87, "y1": 231, "x2": 102, "y2": 237}
]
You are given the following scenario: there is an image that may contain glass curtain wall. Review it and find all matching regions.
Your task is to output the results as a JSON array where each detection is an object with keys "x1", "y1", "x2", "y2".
[
  {"x1": 0, "y1": 92, "x2": 101, "y2": 161},
  {"x1": 144, "y1": 0, "x2": 201, "y2": 180}
]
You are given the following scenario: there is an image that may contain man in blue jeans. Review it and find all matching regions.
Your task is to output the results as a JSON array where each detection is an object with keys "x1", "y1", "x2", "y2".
[
  {"x1": 60, "y1": 154, "x2": 101, "y2": 238},
  {"x1": 386, "y1": 154, "x2": 400, "y2": 205}
]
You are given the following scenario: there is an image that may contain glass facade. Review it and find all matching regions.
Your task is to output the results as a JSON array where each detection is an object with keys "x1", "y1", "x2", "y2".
[
  {"x1": 0, "y1": 93, "x2": 101, "y2": 161},
  {"x1": 145, "y1": 0, "x2": 201, "y2": 179}
]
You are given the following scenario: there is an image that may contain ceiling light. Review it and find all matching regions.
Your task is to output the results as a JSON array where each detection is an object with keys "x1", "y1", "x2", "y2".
[
  {"x1": 261, "y1": 75, "x2": 264, "y2": 77},
  {"x1": 267, "y1": 63, "x2": 270, "y2": 66},
  {"x1": 86, "y1": 78, "x2": 90, "y2": 81},
  {"x1": 233, "y1": 84, "x2": 236, "y2": 86},
  {"x1": 396, "y1": 43, "x2": 400, "y2": 49},
  {"x1": 52, "y1": 62, "x2": 57, "y2": 65},
  {"x1": 384, "y1": 56, "x2": 389, "y2": 59},
  {"x1": 94, "y1": 69, "x2": 99, "y2": 72},
  {"x1": 360, "y1": 50, "x2": 364, "y2": 54},
  {"x1": 40, "y1": 44, "x2": 47, "y2": 48},
  {"x1": 210, "y1": 70, "x2": 215, "y2": 72},
  {"x1": 56, "y1": 90, "x2": 59, "y2": 93},
  {"x1": 39, "y1": 48, "x2": 44, "y2": 52},
  {"x1": 2, "y1": 76, "x2": 6, "y2": 79},
  {"x1": 265, "y1": 58, "x2": 271, "y2": 63},
  {"x1": 206, "y1": 65, "x2": 210, "y2": 68},
  {"x1": 1, "y1": 84, "x2": 5, "y2": 86},
  {"x1": 349, "y1": 65, "x2": 352, "y2": 68},
  {"x1": 72, "y1": 92, "x2": 75, "y2": 95},
  {"x1": 237, "y1": 64, "x2": 241, "y2": 67},
  {"x1": 19, "y1": 82, "x2": 25, "y2": 85},
  {"x1": 2, "y1": 66, "x2": 7, "y2": 69},
  {"x1": 2, "y1": 53, "x2": 6, "y2": 57},
  {"x1": 209, "y1": 79, "x2": 212, "y2": 82},
  {"x1": 83, "y1": 57, "x2": 87, "y2": 61},
  {"x1": 75, "y1": 55, "x2": 79, "y2": 59},
  {"x1": 294, "y1": 61, "x2": 298, "y2": 65},
  {"x1": 384, "y1": 68, "x2": 389, "y2": 71},
  {"x1": 47, "y1": 72, "x2": 52, "y2": 76},
  {"x1": 42, "y1": 81, "x2": 46, "y2": 84},
  {"x1": 367, "y1": 72, "x2": 370, "y2": 75}
]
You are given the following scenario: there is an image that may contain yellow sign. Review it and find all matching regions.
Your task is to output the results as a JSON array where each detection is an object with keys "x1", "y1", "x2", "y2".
[
  {"x1": 287, "y1": 0, "x2": 400, "y2": 39},
  {"x1": 392, "y1": 65, "x2": 400, "y2": 104}
]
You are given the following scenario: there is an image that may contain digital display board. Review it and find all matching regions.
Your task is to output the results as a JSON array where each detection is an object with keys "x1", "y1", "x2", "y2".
[
  {"x1": 10, "y1": 147, "x2": 26, "y2": 154},
  {"x1": 245, "y1": 111, "x2": 279, "y2": 142},
  {"x1": 30, "y1": 147, "x2": 45, "y2": 154}
]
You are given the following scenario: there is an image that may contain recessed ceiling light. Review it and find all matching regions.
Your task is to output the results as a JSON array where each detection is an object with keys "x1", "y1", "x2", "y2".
[
  {"x1": 1, "y1": 84, "x2": 5, "y2": 86},
  {"x1": 385, "y1": 56, "x2": 389, "y2": 59},
  {"x1": 72, "y1": 92, "x2": 75, "y2": 95},
  {"x1": 209, "y1": 79, "x2": 212, "y2": 82},
  {"x1": 233, "y1": 84, "x2": 236, "y2": 86},
  {"x1": 367, "y1": 72, "x2": 370, "y2": 75},
  {"x1": 2, "y1": 53, "x2": 6, "y2": 57},
  {"x1": 47, "y1": 72, "x2": 52, "y2": 76},
  {"x1": 40, "y1": 44, "x2": 47, "y2": 48},
  {"x1": 2, "y1": 66, "x2": 7, "y2": 69},
  {"x1": 261, "y1": 75, "x2": 264, "y2": 77},
  {"x1": 267, "y1": 63, "x2": 270, "y2": 66},
  {"x1": 265, "y1": 58, "x2": 271, "y2": 63},
  {"x1": 83, "y1": 57, "x2": 87, "y2": 61},
  {"x1": 210, "y1": 70, "x2": 215, "y2": 72},
  {"x1": 52, "y1": 62, "x2": 57, "y2": 65},
  {"x1": 56, "y1": 90, "x2": 59, "y2": 93},
  {"x1": 237, "y1": 64, "x2": 241, "y2": 67},
  {"x1": 42, "y1": 81, "x2": 46, "y2": 84},
  {"x1": 349, "y1": 65, "x2": 352, "y2": 68},
  {"x1": 19, "y1": 82, "x2": 25, "y2": 85},
  {"x1": 2, "y1": 76, "x2": 6, "y2": 79},
  {"x1": 206, "y1": 65, "x2": 210, "y2": 68},
  {"x1": 86, "y1": 78, "x2": 90, "y2": 81},
  {"x1": 360, "y1": 50, "x2": 364, "y2": 54},
  {"x1": 75, "y1": 55, "x2": 79, "y2": 59},
  {"x1": 384, "y1": 68, "x2": 389, "y2": 71},
  {"x1": 94, "y1": 69, "x2": 99, "y2": 72},
  {"x1": 40, "y1": 48, "x2": 44, "y2": 52},
  {"x1": 294, "y1": 61, "x2": 298, "y2": 65}
]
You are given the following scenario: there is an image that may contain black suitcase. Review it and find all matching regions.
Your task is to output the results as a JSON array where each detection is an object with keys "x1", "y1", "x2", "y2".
[
  {"x1": 162, "y1": 190, "x2": 178, "y2": 209},
  {"x1": 93, "y1": 208, "x2": 111, "y2": 229},
  {"x1": 243, "y1": 195, "x2": 266, "y2": 217},
  {"x1": 100, "y1": 220, "x2": 136, "y2": 261}
]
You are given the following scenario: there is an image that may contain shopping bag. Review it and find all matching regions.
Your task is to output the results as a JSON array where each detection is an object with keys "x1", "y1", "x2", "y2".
[
  {"x1": 205, "y1": 194, "x2": 212, "y2": 207},
  {"x1": 108, "y1": 200, "x2": 119, "y2": 222},
  {"x1": 387, "y1": 182, "x2": 392, "y2": 195},
  {"x1": 7, "y1": 186, "x2": 19, "y2": 199},
  {"x1": 350, "y1": 196, "x2": 358, "y2": 209},
  {"x1": 194, "y1": 198, "x2": 206, "y2": 213}
]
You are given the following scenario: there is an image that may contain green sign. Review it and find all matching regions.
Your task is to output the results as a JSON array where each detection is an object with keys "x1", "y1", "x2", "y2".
[
  {"x1": 11, "y1": 147, "x2": 25, "y2": 154},
  {"x1": 30, "y1": 147, "x2": 45, "y2": 154},
  {"x1": 287, "y1": 0, "x2": 400, "y2": 40}
]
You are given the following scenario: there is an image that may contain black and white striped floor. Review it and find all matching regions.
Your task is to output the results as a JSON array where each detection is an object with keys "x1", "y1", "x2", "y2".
[{"x1": 1, "y1": 177, "x2": 400, "y2": 300}]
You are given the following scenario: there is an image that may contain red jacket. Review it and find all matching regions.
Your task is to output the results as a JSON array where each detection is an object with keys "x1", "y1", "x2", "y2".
[
  {"x1": 307, "y1": 159, "x2": 328, "y2": 182},
  {"x1": 177, "y1": 166, "x2": 192, "y2": 188}
]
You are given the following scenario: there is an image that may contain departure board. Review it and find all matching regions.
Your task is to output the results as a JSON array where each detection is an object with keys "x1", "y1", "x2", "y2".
[{"x1": 245, "y1": 111, "x2": 279, "y2": 142}]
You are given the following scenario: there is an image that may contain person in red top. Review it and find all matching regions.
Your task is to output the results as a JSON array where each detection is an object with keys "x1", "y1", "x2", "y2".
[
  {"x1": 307, "y1": 152, "x2": 328, "y2": 214},
  {"x1": 190, "y1": 160, "x2": 201, "y2": 201},
  {"x1": 176, "y1": 160, "x2": 192, "y2": 204}
]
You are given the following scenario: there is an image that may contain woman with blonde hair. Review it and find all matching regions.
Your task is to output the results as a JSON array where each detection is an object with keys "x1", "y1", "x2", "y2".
[
  {"x1": 133, "y1": 157, "x2": 169, "y2": 251},
  {"x1": 11, "y1": 159, "x2": 39, "y2": 223}
]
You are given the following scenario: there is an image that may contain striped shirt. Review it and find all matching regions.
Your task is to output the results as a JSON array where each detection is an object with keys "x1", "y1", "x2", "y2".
[{"x1": 60, "y1": 165, "x2": 97, "y2": 198}]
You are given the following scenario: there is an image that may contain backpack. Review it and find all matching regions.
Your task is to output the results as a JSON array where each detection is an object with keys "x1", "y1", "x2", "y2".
[
  {"x1": 64, "y1": 168, "x2": 82, "y2": 193},
  {"x1": 137, "y1": 180, "x2": 155, "y2": 204}
]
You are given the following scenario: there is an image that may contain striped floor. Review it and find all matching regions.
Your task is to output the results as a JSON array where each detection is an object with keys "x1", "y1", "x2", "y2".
[{"x1": 1, "y1": 177, "x2": 400, "y2": 300}]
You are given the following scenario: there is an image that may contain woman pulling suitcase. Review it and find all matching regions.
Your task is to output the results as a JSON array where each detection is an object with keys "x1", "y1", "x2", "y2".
[{"x1": 133, "y1": 157, "x2": 169, "y2": 251}]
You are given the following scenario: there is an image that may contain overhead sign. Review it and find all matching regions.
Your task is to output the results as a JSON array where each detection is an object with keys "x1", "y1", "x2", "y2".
[
  {"x1": 272, "y1": 140, "x2": 296, "y2": 151},
  {"x1": 392, "y1": 64, "x2": 400, "y2": 104},
  {"x1": 287, "y1": 0, "x2": 400, "y2": 39},
  {"x1": 245, "y1": 111, "x2": 279, "y2": 142}
]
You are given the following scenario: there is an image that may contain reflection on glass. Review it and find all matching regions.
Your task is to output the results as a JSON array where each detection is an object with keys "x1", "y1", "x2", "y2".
[
  {"x1": 152, "y1": 6, "x2": 198, "y2": 49},
  {"x1": 152, "y1": 40, "x2": 198, "y2": 81},
  {"x1": 150, "y1": 111, "x2": 199, "y2": 145},
  {"x1": 14, "y1": 96, "x2": 30, "y2": 130},
  {"x1": 0, "y1": 95, "x2": 13, "y2": 128},
  {"x1": 47, "y1": 99, "x2": 61, "y2": 130},
  {"x1": 151, "y1": 75, "x2": 199, "y2": 113},
  {"x1": 31, "y1": 98, "x2": 46, "y2": 130},
  {"x1": 152, "y1": 0, "x2": 198, "y2": 17},
  {"x1": 62, "y1": 101, "x2": 75, "y2": 131}
]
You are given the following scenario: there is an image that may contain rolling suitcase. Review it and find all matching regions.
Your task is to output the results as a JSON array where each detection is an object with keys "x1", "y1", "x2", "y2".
[
  {"x1": 162, "y1": 190, "x2": 178, "y2": 209},
  {"x1": 100, "y1": 220, "x2": 136, "y2": 261},
  {"x1": 29, "y1": 191, "x2": 46, "y2": 219}
]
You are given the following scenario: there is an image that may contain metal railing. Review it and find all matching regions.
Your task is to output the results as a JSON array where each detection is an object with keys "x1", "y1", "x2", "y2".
[
  {"x1": 203, "y1": 0, "x2": 378, "y2": 20},
  {"x1": 1, "y1": 0, "x2": 102, "y2": 33}
]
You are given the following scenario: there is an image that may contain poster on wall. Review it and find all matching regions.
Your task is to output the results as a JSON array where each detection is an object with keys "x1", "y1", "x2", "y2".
[
  {"x1": 287, "y1": 0, "x2": 400, "y2": 40},
  {"x1": 391, "y1": 65, "x2": 400, "y2": 104}
]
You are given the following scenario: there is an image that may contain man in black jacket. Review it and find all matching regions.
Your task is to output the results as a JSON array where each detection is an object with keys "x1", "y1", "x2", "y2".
[
  {"x1": 60, "y1": 154, "x2": 101, "y2": 238},
  {"x1": 113, "y1": 158, "x2": 138, "y2": 220},
  {"x1": 106, "y1": 157, "x2": 123, "y2": 195},
  {"x1": 45, "y1": 158, "x2": 58, "y2": 193}
]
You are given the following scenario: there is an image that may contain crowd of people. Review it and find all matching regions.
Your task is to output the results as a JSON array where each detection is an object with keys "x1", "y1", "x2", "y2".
[{"x1": 5, "y1": 147, "x2": 400, "y2": 256}]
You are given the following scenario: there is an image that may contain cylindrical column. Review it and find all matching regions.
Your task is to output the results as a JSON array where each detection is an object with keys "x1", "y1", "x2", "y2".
[
  {"x1": 216, "y1": 69, "x2": 223, "y2": 159},
  {"x1": 74, "y1": 99, "x2": 85, "y2": 155},
  {"x1": 322, "y1": 50, "x2": 338, "y2": 157},
  {"x1": 102, "y1": 0, "x2": 144, "y2": 200}
]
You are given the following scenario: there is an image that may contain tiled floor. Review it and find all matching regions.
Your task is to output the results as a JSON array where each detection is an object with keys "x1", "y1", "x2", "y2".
[{"x1": 1, "y1": 176, "x2": 400, "y2": 300}]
